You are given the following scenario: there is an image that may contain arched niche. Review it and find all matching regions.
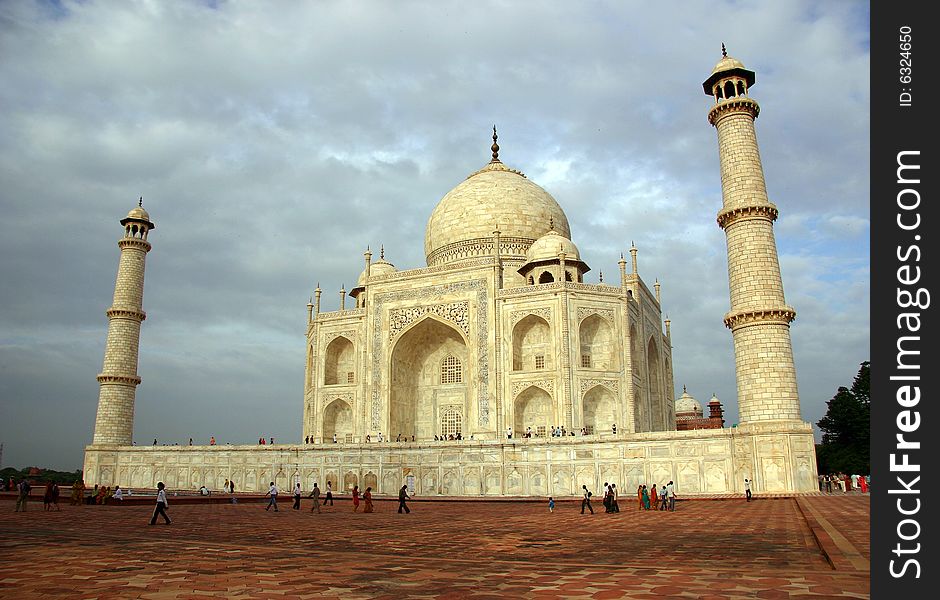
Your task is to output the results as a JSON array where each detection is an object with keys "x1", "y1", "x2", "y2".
[
  {"x1": 324, "y1": 336, "x2": 355, "y2": 385},
  {"x1": 389, "y1": 317, "x2": 469, "y2": 441},
  {"x1": 583, "y1": 385, "x2": 617, "y2": 435},
  {"x1": 323, "y1": 398, "x2": 354, "y2": 441},
  {"x1": 513, "y1": 386, "x2": 553, "y2": 437},
  {"x1": 579, "y1": 314, "x2": 616, "y2": 370},
  {"x1": 512, "y1": 314, "x2": 551, "y2": 372},
  {"x1": 645, "y1": 336, "x2": 662, "y2": 431},
  {"x1": 538, "y1": 271, "x2": 554, "y2": 284}
]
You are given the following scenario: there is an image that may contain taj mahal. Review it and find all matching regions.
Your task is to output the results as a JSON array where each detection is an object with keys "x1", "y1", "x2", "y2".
[{"x1": 83, "y1": 49, "x2": 819, "y2": 496}]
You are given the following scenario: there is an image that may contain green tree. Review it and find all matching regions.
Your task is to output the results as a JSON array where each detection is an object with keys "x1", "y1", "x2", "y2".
[{"x1": 816, "y1": 361, "x2": 870, "y2": 474}]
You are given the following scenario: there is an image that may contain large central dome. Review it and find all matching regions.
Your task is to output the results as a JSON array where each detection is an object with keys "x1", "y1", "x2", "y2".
[{"x1": 425, "y1": 159, "x2": 571, "y2": 267}]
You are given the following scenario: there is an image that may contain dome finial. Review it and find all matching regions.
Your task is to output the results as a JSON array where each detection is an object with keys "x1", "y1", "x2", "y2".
[
  {"x1": 549, "y1": 216, "x2": 554, "y2": 231},
  {"x1": 721, "y1": 42, "x2": 727, "y2": 58},
  {"x1": 380, "y1": 245, "x2": 385, "y2": 260},
  {"x1": 683, "y1": 384, "x2": 687, "y2": 393},
  {"x1": 139, "y1": 196, "x2": 143, "y2": 207},
  {"x1": 490, "y1": 125, "x2": 500, "y2": 163}
]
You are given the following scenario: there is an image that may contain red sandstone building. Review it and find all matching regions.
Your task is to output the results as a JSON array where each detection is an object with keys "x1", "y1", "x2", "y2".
[{"x1": 675, "y1": 387, "x2": 725, "y2": 431}]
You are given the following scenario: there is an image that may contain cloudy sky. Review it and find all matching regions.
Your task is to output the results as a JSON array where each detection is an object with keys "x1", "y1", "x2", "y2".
[{"x1": 0, "y1": 0, "x2": 869, "y2": 471}]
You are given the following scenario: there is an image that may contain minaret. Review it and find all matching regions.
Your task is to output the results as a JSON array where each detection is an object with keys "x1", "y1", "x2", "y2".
[
  {"x1": 704, "y1": 46, "x2": 800, "y2": 423},
  {"x1": 92, "y1": 199, "x2": 154, "y2": 445}
]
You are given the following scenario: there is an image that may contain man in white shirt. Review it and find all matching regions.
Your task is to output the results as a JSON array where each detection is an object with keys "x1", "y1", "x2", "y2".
[
  {"x1": 507, "y1": 426, "x2": 513, "y2": 439},
  {"x1": 666, "y1": 481, "x2": 676, "y2": 511},
  {"x1": 264, "y1": 481, "x2": 279, "y2": 512},
  {"x1": 744, "y1": 478, "x2": 752, "y2": 502},
  {"x1": 149, "y1": 482, "x2": 171, "y2": 525},
  {"x1": 112, "y1": 486, "x2": 123, "y2": 501}
]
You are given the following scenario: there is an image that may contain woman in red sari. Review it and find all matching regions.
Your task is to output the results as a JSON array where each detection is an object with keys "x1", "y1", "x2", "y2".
[
  {"x1": 362, "y1": 487, "x2": 374, "y2": 513},
  {"x1": 637, "y1": 485, "x2": 643, "y2": 510},
  {"x1": 859, "y1": 475, "x2": 868, "y2": 493},
  {"x1": 650, "y1": 483, "x2": 658, "y2": 509},
  {"x1": 352, "y1": 485, "x2": 361, "y2": 512}
]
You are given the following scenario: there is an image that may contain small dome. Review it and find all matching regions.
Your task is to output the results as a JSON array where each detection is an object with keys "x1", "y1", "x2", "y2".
[
  {"x1": 675, "y1": 389, "x2": 703, "y2": 415},
  {"x1": 709, "y1": 54, "x2": 747, "y2": 76},
  {"x1": 358, "y1": 257, "x2": 397, "y2": 285},
  {"x1": 526, "y1": 227, "x2": 580, "y2": 263},
  {"x1": 708, "y1": 393, "x2": 721, "y2": 404},
  {"x1": 120, "y1": 201, "x2": 154, "y2": 228}
]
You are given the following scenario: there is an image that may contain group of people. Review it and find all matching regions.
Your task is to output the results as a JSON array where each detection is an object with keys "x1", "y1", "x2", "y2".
[
  {"x1": 506, "y1": 425, "x2": 619, "y2": 439},
  {"x1": 578, "y1": 481, "x2": 677, "y2": 513},
  {"x1": 257, "y1": 437, "x2": 274, "y2": 445},
  {"x1": 259, "y1": 480, "x2": 412, "y2": 515},
  {"x1": 819, "y1": 472, "x2": 869, "y2": 494}
]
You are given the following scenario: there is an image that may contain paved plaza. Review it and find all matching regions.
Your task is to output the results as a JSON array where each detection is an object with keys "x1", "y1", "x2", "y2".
[{"x1": 0, "y1": 494, "x2": 869, "y2": 598}]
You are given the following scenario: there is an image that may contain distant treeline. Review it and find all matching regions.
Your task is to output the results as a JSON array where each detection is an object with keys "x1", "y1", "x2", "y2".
[{"x1": 1, "y1": 466, "x2": 84, "y2": 487}]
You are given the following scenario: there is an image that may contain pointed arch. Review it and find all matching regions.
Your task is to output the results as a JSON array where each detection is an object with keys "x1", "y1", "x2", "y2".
[
  {"x1": 513, "y1": 385, "x2": 553, "y2": 437},
  {"x1": 512, "y1": 314, "x2": 551, "y2": 372},
  {"x1": 538, "y1": 271, "x2": 554, "y2": 284},
  {"x1": 323, "y1": 398, "x2": 354, "y2": 441},
  {"x1": 389, "y1": 316, "x2": 469, "y2": 441},
  {"x1": 579, "y1": 314, "x2": 617, "y2": 370},
  {"x1": 645, "y1": 336, "x2": 662, "y2": 431},
  {"x1": 582, "y1": 385, "x2": 617, "y2": 435},
  {"x1": 324, "y1": 336, "x2": 355, "y2": 385}
]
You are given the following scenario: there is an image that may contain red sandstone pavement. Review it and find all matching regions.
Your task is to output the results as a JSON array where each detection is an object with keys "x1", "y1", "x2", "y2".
[{"x1": 0, "y1": 495, "x2": 870, "y2": 599}]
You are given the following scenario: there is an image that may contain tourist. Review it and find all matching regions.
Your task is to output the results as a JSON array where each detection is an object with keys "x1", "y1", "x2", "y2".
[
  {"x1": 396, "y1": 433, "x2": 401, "y2": 442},
  {"x1": 612, "y1": 423, "x2": 617, "y2": 435},
  {"x1": 70, "y1": 480, "x2": 82, "y2": 506},
  {"x1": 411, "y1": 435, "x2": 415, "y2": 442},
  {"x1": 96, "y1": 486, "x2": 108, "y2": 505},
  {"x1": 366, "y1": 434, "x2": 371, "y2": 443},
  {"x1": 13, "y1": 479, "x2": 30, "y2": 512},
  {"x1": 230, "y1": 478, "x2": 237, "y2": 504},
  {"x1": 270, "y1": 437, "x2": 274, "y2": 445},
  {"x1": 744, "y1": 478, "x2": 751, "y2": 502},
  {"x1": 824, "y1": 474, "x2": 832, "y2": 494},
  {"x1": 859, "y1": 475, "x2": 869, "y2": 493},
  {"x1": 660, "y1": 485, "x2": 668, "y2": 511},
  {"x1": 581, "y1": 484, "x2": 594, "y2": 514},
  {"x1": 112, "y1": 486, "x2": 123, "y2": 501},
  {"x1": 507, "y1": 426, "x2": 512, "y2": 439},
  {"x1": 223, "y1": 478, "x2": 230, "y2": 494},
  {"x1": 309, "y1": 482, "x2": 321, "y2": 513},
  {"x1": 324, "y1": 481, "x2": 334, "y2": 506},
  {"x1": 636, "y1": 485, "x2": 643, "y2": 510},
  {"x1": 548, "y1": 496, "x2": 555, "y2": 512},
  {"x1": 293, "y1": 482, "x2": 302, "y2": 510},
  {"x1": 843, "y1": 473, "x2": 852, "y2": 493},
  {"x1": 378, "y1": 432, "x2": 384, "y2": 442},
  {"x1": 650, "y1": 483, "x2": 658, "y2": 509},
  {"x1": 602, "y1": 482, "x2": 611, "y2": 512},
  {"x1": 612, "y1": 484, "x2": 620, "y2": 512},
  {"x1": 641, "y1": 485, "x2": 650, "y2": 510},
  {"x1": 264, "y1": 481, "x2": 279, "y2": 512},
  {"x1": 51, "y1": 481, "x2": 61, "y2": 510},
  {"x1": 817, "y1": 474, "x2": 825, "y2": 492},
  {"x1": 363, "y1": 487, "x2": 374, "y2": 513},
  {"x1": 666, "y1": 481, "x2": 676, "y2": 511},
  {"x1": 550, "y1": 426, "x2": 556, "y2": 437},
  {"x1": 561, "y1": 426, "x2": 566, "y2": 436},
  {"x1": 43, "y1": 481, "x2": 55, "y2": 511},
  {"x1": 153, "y1": 438, "x2": 157, "y2": 446},
  {"x1": 189, "y1": 438, "x2": 193, "y2": 445},
  {"x1": 398, "y1": 485, "x2": 411, "y2": 513},
  {"x1": 352, "y1": 485, "x2": 360, "y2": 512},
  {"x1": 305, "y1": 436, "x2": 309, "y2": 444},
  {"x1": 210, "y1": 436, "x2": 216, "y2": 445},
  {"x1": 149, "y1": 482, "x2": 171, "y2": 525},
  {"x1": 199, "y1": 485, "x2": 210, "y2": 496},
  {"x1": 333, "y1": 433, "x2": 337, "y2": 443}
]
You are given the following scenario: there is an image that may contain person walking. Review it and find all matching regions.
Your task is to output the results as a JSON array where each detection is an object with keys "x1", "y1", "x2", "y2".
[
  {"x1": 637, "y1": 485, "x2": 643, "y2": 510},
  {"x1": 581, "y1": 484, "x2": 594, "y2": 514},
  {"x1": 264, "y1": 481, "x2": 279, "y2": 512},
  {"x1": 548, "y1": 497, "x2": 555, "y2": 512},
  {"x1": 43, "y1": 481, "x2": 55, "y2": 511},
  {"x1": 50, "y1": 481, "x2": 61, "y2": 511},
  {"x1": 398, "y1": 485, "x2": 411, "y2": 513},
  {"x1": 650, "y1": 483, "x2": 658, "y2": 510},
  {"x1": 641, "y1": 485, "x2": 650, "y2": 510},
  {"x1": 292, "y1": 482, "x2": 302, "y2": 510},
  {"x1": 660, "y1": 485, "x2": 668, "y2": 511},
  {"x1": 229, "y1": 478, "x2": 237, "y2": 504},
  {"x1": 14, "y1": 479, "x2": 30, "y2": 512},
  {"x1": 352, "y1": 485, "x2": 361, "y2": 512},
  {"x1": 324, "y1": 481, "x2": 334, "y2": 506},
  {"x1": 611, "y1": 484, "x2": 620, "y2": 512},
  {"x1": 309, "y1": 482, "x2": 321, "y2": 513},
  {"x1": 363, "y1": 487, "x2": 374, "y2": 513},
  {"x1": 744, "y1": 478, "x2": 752, "y2": 502},
  {"x1": 149, "y1": 482, "x2": 171, "y2": 525},
  {"x1": 666, "y1": 481, "x2": 676, "y2": 511}
]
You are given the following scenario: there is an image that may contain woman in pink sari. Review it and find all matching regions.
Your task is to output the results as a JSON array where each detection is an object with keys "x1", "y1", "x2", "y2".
[{"x1": 352, "y1": 485, "x2": 361, "y2": 512}]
